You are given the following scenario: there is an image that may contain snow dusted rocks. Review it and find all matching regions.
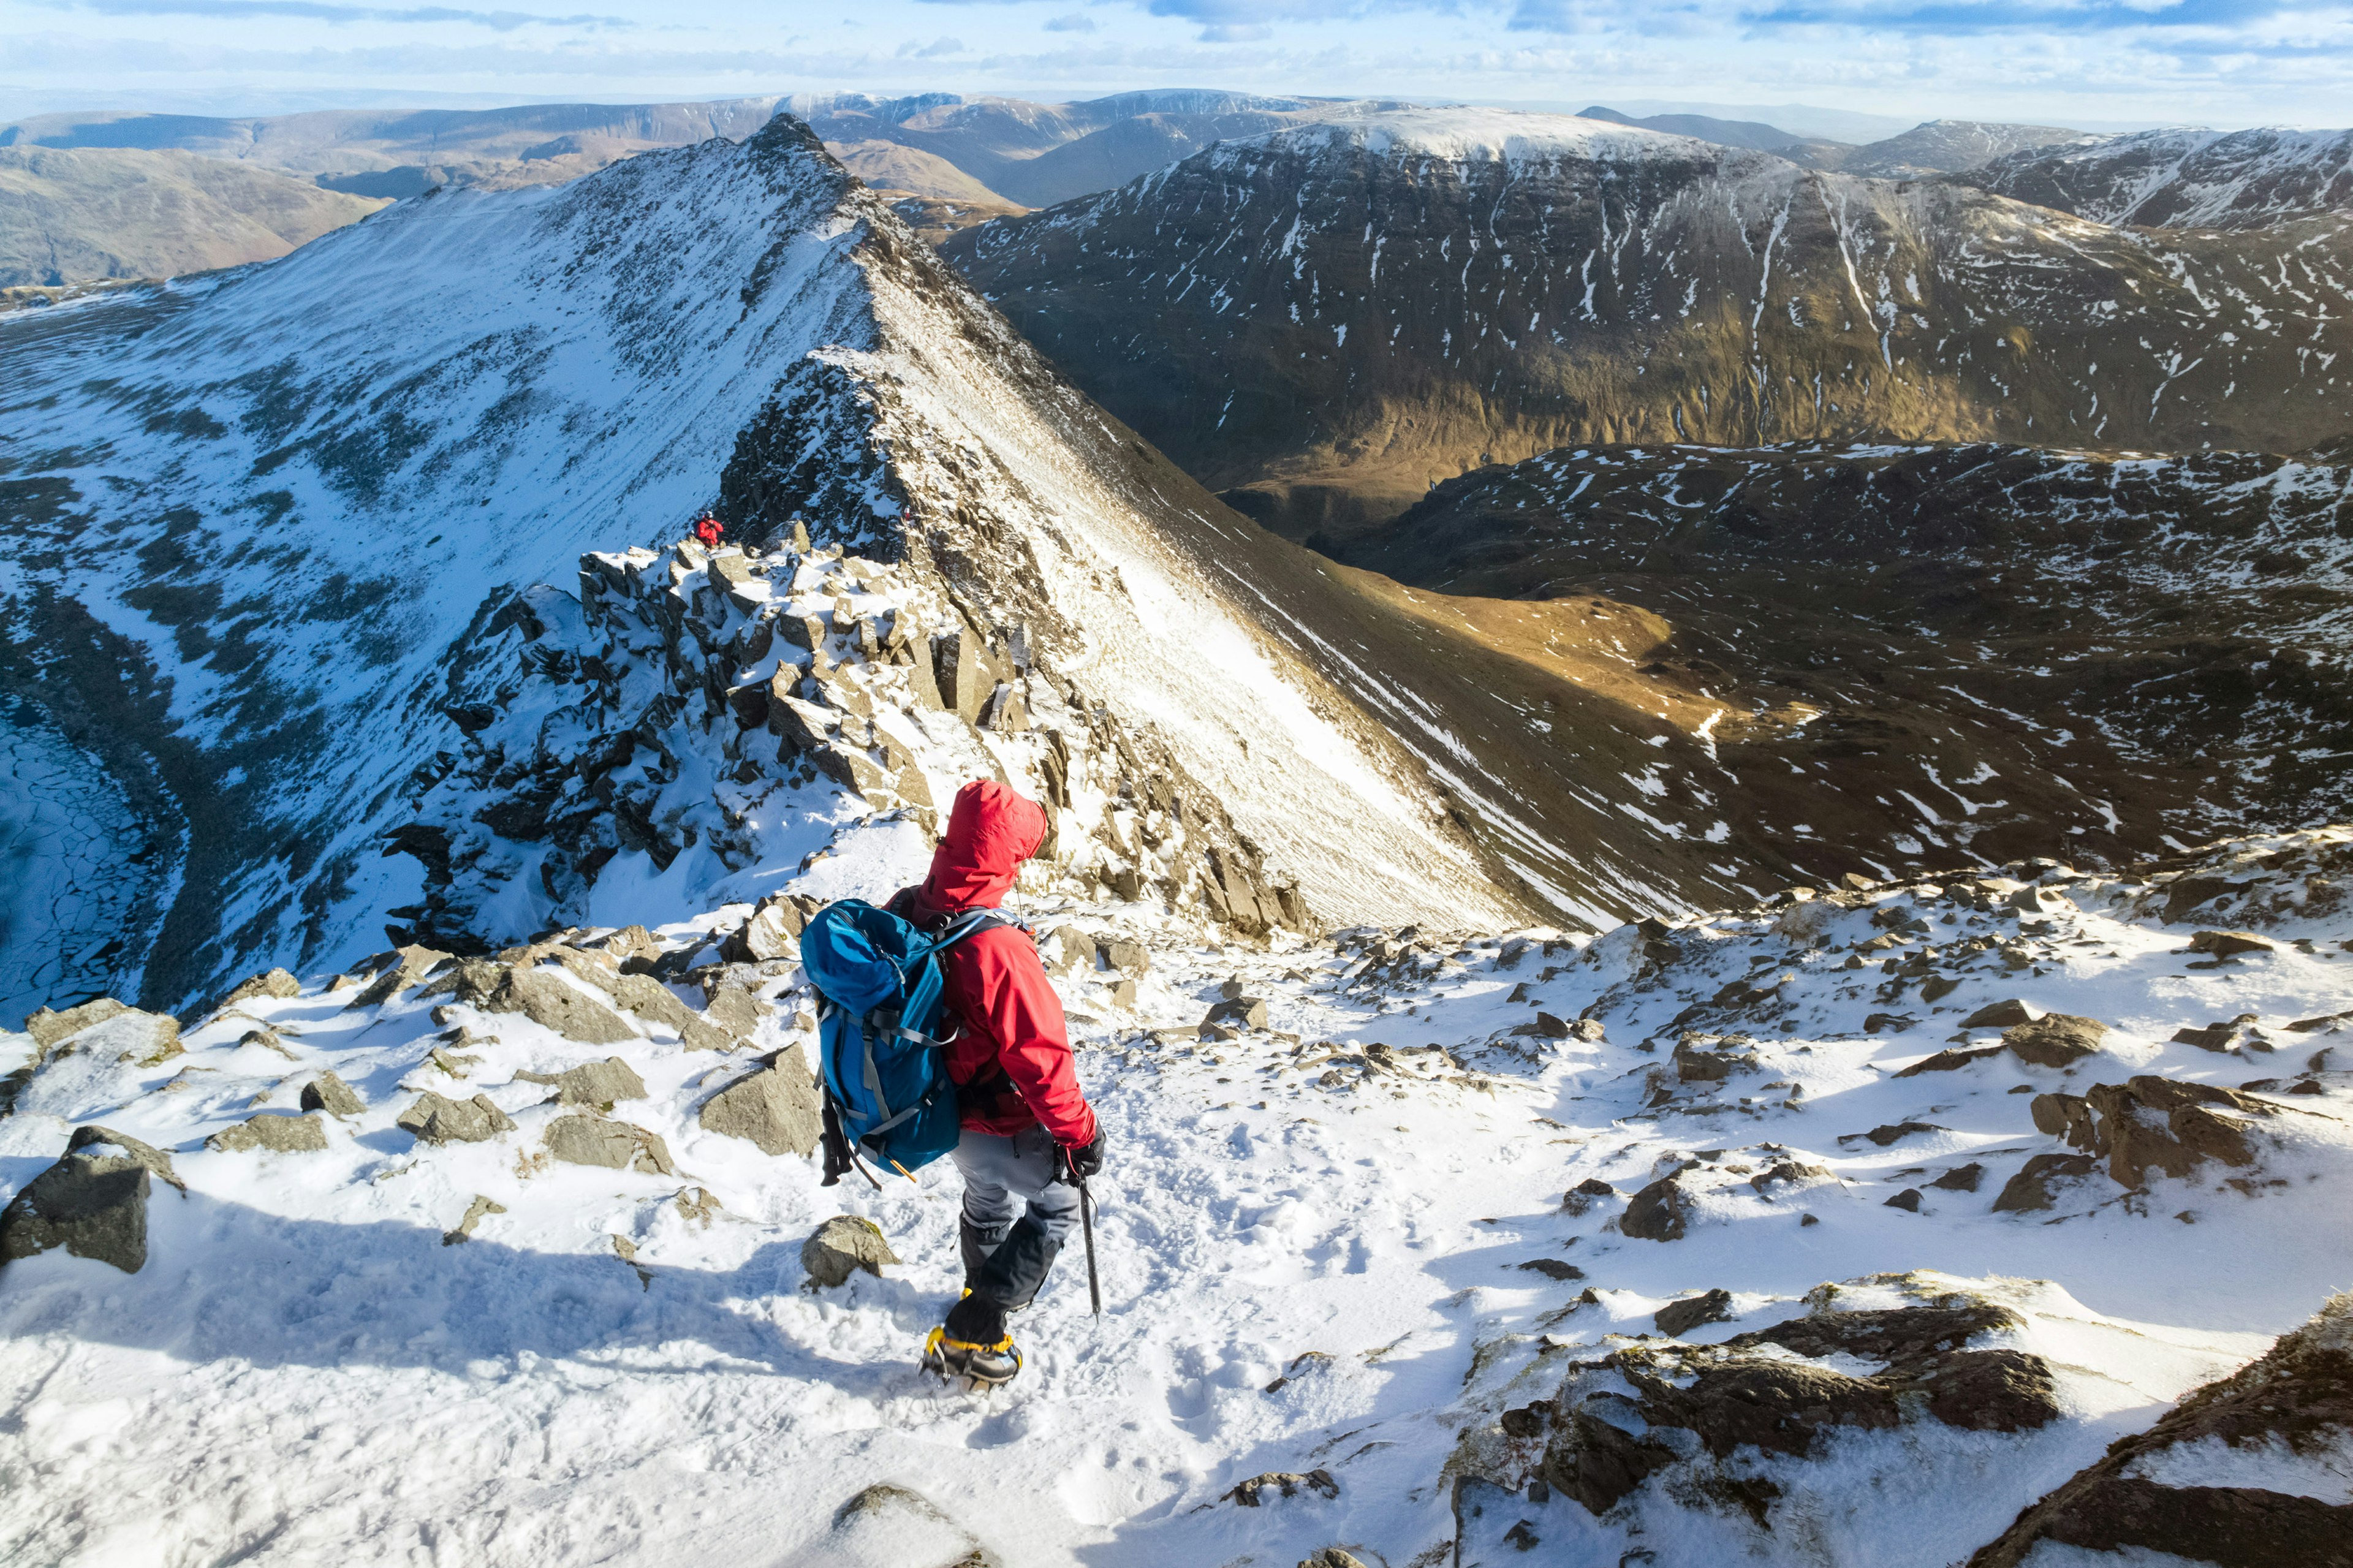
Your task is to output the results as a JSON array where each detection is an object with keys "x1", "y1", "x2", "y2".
[
  {"x1": 0, "y1": 1126, "x2": 180, "y2": 1274},
  {"x1": 697, "y1": 1047, "x2": 822, "y2": 1157},
  {"x1": 544, "y1": 1117, "x2": 676, "y2": 1176},
  {"x1": 801, "y1": 1215, "x2": 898, "y2": 1289},
  {"x1": 396, "y1": 1092, "x2": 517, "y2": 1145},
  {"x1": 1971, "y1": 1292, "x2": 2353, "y2": 1567},
  {"x1": 204, "y1": 1113, "x2": 328, "y2": 1154}
]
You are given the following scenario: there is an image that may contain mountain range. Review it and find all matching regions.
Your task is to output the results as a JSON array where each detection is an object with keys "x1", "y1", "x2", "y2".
[{"x1": 947, "y1": 108, "x2": 2353, "y2": 537}]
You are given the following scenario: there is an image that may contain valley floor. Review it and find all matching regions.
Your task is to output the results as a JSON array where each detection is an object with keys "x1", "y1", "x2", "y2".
[{"x1": 2, "y1": 830, "x2": 2350, "y2": 1567}]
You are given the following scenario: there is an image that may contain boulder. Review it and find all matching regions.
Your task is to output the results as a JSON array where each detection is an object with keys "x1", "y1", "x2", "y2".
[
  {"x1": 545, "y1": 1116, "x2": 676, "y2": 1175},
  {"x1": 1961, "y1": 999, "x2": 2037, "y2": 1029},
  {"x1": 70, "y1": 1009, "x2": 183, "y2": 1067},
  {"x1": 1992, "y1": 1153, "x2": 2100, "y2": 1213},
  {"x1": 725, "y1": 896, "x2": 805, "y2": 964},
  {"x1": 802, "y1": 1214, "x2": 898, "y2": 1287},
  {"x1": 698, "y1": 1046, "x2": 822, "y2": 1156},
  {"x1": 2004, "y1": 1013, "x2": 2108, "y2": 1067},
  {"x1": 1101, "y1": 937, "x2": 1150, "y2": 976},
  {"x1": 1225, "y1": 1469, "x2": 1338, "y2": 1506},
  {"x1": 1621, "y1": 1175, "x2": 1692, "y2": 1241},
  {"x1": 1930, "y1": 1162, "x2": 1985, "y2": 1192},
  {"x1": 0, "y1": 1129, "x2": 157, "y2": 1274},
  {"x1": 1656, "y1": 1289, "x2": 1735, "y2": 1338},
  {"x1": 1204, "y1": 997, "x2": 1270, "y2": 1031},
  {"x1": 2186, "y1": 930, "x2": 2274, "y2": 958},
  {"x1": 24, "y1": 998, "x2": 127, "y2": 1049},
  {"x1": 517, "y1": 1056, "x2": 646, "y2": 1107},
  {"x1": 1571, "y1": 1017, "x2": 1607, "y2": 1042},
  {"x1": 825, "y1": 1483, "x2": 999, "y2": 1568},
  {"x1": 300, "y1": 1072, "x2": 365, "y2": 1117},
  {"x1": 482, "y1": 969, "x2": 637, "y2": 1046},
  {"x1": 1299, "y1": 1551, "x2": 1370, "y2": 1568},
  {"x1": 396, "y1": 1091, "x2": 517, "y2": 1145},
  {"x1": 1529, "y1": 1011, "x2": 1574, "y2": 1039},
  {"x1": 702, "y1": 983, "x2": 765, "y2": 1040},
  {"x1": 205, "y1": 1113, "x2": 328, "y2": 1154},
  {"x1": 2086, "y1": 1077, "x2": 2267, "y2": 1187},
  {"x1": 1885, "y1": 1187, "x2": 1924, "y2": 1212},
  {"x1": 347, "y1": 944, "x2": 453, "y2": 1008}
]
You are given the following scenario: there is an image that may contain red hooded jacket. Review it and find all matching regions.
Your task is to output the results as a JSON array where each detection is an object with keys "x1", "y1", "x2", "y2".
[{"x1": 893, "y1": 781, "x2": 1098, "y2": 1147}]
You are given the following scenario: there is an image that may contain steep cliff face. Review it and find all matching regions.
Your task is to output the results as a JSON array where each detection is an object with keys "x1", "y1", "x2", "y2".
[{"x1": 946, "y1": 108, "x2": 2353, "y2": 537}]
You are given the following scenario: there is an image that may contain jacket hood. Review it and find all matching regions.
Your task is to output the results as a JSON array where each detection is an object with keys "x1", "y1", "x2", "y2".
[{"x1": 911, "y1": 780, "x2": 1048, "y2": 916}]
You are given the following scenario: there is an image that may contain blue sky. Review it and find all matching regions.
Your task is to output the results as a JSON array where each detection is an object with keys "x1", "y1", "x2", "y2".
[{"x1": 2, "y1": 0, "x2": 2347, "y2": 127}]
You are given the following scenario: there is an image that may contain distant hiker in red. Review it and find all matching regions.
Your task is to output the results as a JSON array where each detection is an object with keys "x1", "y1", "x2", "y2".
[
  {"x1": 891, "y1": 780, "x2": 1105, "y2": 1388},
  {"x1": 692, "y1": 511, "x2": 724, "y2": 548}
]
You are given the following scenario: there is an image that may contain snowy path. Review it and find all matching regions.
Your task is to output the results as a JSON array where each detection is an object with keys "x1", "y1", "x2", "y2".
[{"x1": 4, "y1": 840, "x2": 2352, "y2": 1566}]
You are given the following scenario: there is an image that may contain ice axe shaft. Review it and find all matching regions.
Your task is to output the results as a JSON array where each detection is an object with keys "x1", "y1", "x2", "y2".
[{"x1": 1077, "y1": 1174, "x2": 1101, "y2": 1317}]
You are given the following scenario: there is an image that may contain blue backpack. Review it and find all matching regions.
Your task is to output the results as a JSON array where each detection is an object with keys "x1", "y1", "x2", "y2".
[{"x1": 801, "y1": 899, "x2": 1021, "y2": 1186}]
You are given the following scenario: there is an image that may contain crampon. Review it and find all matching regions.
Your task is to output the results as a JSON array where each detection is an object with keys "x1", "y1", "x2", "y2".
[{"x1": 920, "y1": 1325, "x2": 1023, "y2": 1391}]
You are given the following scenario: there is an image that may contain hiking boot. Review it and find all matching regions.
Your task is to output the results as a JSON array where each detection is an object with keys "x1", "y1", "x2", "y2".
[
  {"x1": 922, "y1": 1324, "x2": 1023, "y2": 1389},
  {"x1": 922, "y1": 1290, "x2": 1021, "y2": 1388}
]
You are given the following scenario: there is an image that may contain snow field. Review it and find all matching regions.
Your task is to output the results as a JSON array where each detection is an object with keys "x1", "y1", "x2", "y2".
[{"x1": 4, "y1": 830, "x2": 2352, "y2": 1565}]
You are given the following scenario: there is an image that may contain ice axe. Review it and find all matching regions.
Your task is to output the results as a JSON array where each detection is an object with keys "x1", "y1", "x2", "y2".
[{"x1": 1061, "y1": 1146, "x2": 1102, "y2": 1317}]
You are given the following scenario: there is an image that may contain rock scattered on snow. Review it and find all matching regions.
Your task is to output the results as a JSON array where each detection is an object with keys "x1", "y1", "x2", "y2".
[
  {"x1": 1225, "y1": 1469, "x2": 1339, "y2": 1506},
  {"x1": 441, "y1": 1195, "x2": 507, "y2": 1246},
  {"x1": 395, "y1": 1091, "x2": 517, "y2": 1145},
  {"x1": 515, "y1": 1055, "x2": 646, "y2": 1107},
  {"x1": 2185, "y1": 929, "x2": 2275, "y2": 958},
  {"x1": 300, "y1": 1071, "x2": 365, "y2": 1117},
  {"x1": 2004, "y1": 1013, "x2": 2109, "y2": 1067},
  {"x1": 1297, "y1": 1551, "x2": 1369, "y2": 1568},
  {"x1": 1654, "y1": 1288, "x2": 1735, "y2": 1337},
  {"x1": 822, "y1": 1482, "x2": 1001, "y2": 1568},
  {"x1": 221, "y1": 968, "x2": 301, "y2": 1006},
  {"x1": 1992, "y1": 1152, "x2": 2102, "y2": 1213},
  {"x1": 347, "y1": 945, "x2": 453, "y2": 1009},
  {"x1": 544, "y1": 1116, "x2": 676, "y2": 1175},
  {"x1": 205, "y1": 1113, "x2": 328, "y2": 1154},
  {"x1": 0, "y1": 1127, "x2": 164, "y2": 1274},
  {"x1": 23, "y1": 998, "x2": 128, "y2": 1048},
  {"x1": 1620, "y1": 1173, "x2": 1692, "y2": 1241},
  {"x1": 697, "y1": 1046, "x2": 822, "y2": 1156},
  {"x1": 2034, "y1": 1075, "x2": 2273, "y2": 1187},
  {"x1": 801, "y1": 1214, "x2": 898, "y2": 1288}
]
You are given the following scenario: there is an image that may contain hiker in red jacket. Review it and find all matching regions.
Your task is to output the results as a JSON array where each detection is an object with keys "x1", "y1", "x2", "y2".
[
  {"x1": 692, "y1": 510, "x2": 724, "y2": 548},
  {"x1": 891, "y1": 779, "x2": 1105, "y2": 1387}
]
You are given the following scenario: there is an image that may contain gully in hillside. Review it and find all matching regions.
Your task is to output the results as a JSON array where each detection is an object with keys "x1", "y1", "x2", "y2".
[{"x1": 891, "y1": 782, "x2": 1107, "y2": 1389}]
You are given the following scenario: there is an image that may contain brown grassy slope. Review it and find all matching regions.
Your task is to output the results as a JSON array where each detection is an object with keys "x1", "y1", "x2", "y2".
[{"x1": 0, "y1": 146, "x2": 388, "y2": 286}]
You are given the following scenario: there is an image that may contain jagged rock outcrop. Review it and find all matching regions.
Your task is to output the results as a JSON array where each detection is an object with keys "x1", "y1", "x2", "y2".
[
  {"x1": 1969, "y1": 1292, "x2": 2353, "y2": 1567},
  {"x1": 2031, "y1": 1076, "x2": 2278, "y2": 1189},
  {"x1": 697, "y1": 1047, "x2": 822, "y2": 1157}
]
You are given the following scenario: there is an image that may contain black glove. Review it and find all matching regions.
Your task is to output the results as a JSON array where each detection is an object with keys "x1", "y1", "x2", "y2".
[{"x1": 1063, "y1": 1126, "x2": 1106, "y2": 1182}]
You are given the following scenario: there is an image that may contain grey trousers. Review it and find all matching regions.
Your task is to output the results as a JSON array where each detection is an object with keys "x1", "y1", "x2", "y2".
[{"x1": 952, "y1": 1123, "x2": 1081, "y2": 1311}]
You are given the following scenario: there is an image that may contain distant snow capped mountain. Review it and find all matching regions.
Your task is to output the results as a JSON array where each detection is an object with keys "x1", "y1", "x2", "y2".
[
  {"x1": 1836, "y1": 119, "x2": 2098, "y2": 180},
  {"x1": 789, "y1": 90, "x2": 1385, "y2": 208},
  {"x1": 946, "y1": 107, "x2": 2353, "y2": 537},
  {"x1": 12, "y1": 113, "x2": 1826, "y2": 1024},
  {"x1": 1966, "y1": 126, "x2": 2353, "y2": 230}
]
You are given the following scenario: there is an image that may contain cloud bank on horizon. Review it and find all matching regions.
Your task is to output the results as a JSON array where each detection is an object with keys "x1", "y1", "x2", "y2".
[{"x1": 1, "y1": 0, "x2": 2347, "y2": 127}]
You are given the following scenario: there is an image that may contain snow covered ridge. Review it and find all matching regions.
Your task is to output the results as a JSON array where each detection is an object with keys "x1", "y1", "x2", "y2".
[
  {"x1": 0, "y1": 109, "x2": 1515, "y2": 1021},
  {"x1": 1220, "y1": 106, "x2": 1729, "y2": 170},
  {"x1": 3, "y1": 817, "x2": 2351, "y2": 1563},
  {"x1": 1967, "y1": 124, "x2": 2353, "y2": 231}
]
